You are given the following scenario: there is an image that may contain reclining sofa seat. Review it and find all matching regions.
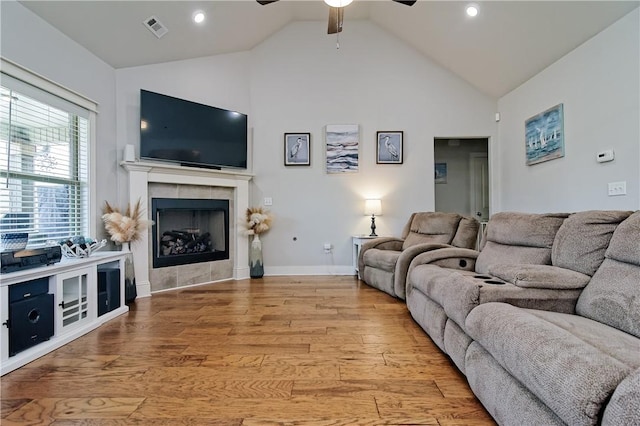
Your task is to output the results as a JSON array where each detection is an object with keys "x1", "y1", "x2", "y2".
[
  {"x1": 405, "y1": 210, "x2": 633, "y2": 375},
  {"x1": 358, "y1": 212, "x2": 479, "y2": 299},
  {"x1": 465, "y1": 210, "x2": 640, "y2": 426}
]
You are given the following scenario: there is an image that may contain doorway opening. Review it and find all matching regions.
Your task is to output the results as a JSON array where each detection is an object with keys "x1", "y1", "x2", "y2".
[{"x1": 433, "y1": 138, "x2": 489, "y2": 223}]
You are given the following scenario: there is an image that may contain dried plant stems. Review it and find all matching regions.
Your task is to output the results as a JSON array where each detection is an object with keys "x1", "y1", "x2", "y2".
[
  {"x1": 102, "y1": 199, "x2": 152, "y2": 244},
  {"x1": 245, "y1": 206, "x2": 272, "y2": 235}
]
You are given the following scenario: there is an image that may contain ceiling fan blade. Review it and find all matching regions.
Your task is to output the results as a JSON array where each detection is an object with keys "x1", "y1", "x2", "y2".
[
  {"x1": 327, "y1": 7, "x2": 344, "y2": 34},
  {"x1": 392, "y1": 0, "x2": 417, "y2": 5},
  {"x1": 256, "y1": 0, "x2": 279, "y2": 5}
]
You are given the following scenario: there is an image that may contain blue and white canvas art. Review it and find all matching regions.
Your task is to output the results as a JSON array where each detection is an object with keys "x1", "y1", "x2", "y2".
[
  {"x1": 525, "y1": 103, "x2": 564, "y2": 166},
  {"x1": 326, "y1": 124, "x2": 359, "y2": 173},
  {"x1": 434, "y1": 163, "x2": 447, "y2": 184}
]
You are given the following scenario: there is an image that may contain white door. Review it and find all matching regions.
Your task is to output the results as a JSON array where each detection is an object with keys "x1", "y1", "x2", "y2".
[{"x1": 469, "y1": 153, "x2": 489, "y2": 222}]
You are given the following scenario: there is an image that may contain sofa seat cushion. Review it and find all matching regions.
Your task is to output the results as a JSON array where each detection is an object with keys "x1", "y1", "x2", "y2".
[
  {"x1": 407, "y1": 264, "x2": 473, "y2": 301},
  {"x1": 466, "y1": 302, "x2": 640, "y2": 425},
  {"x1": 362, "y1": 249, "x2": 401, "y2": 272},
  {"x1": 487, "y1": 264, "x2": 591, "y2": 289},
  {"x1": 413, "y1": 270, "x2": 581, "y2": 329}
]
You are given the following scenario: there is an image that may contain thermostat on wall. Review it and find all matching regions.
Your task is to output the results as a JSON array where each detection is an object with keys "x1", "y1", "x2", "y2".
[{"x1": 596, "y1": 149, "x2": 614, "y2": 163}]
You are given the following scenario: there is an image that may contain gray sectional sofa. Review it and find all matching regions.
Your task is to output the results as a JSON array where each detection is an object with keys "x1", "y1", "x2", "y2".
[
  {"x1": 358, "y1": 212, "x2": 479, "y2": 299},
  {"x1": 361, "y1": 210, "x2": 640, "y2": 425}
]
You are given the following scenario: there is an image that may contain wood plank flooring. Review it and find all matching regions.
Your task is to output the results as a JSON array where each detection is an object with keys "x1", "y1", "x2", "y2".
[{"x1": 1, "y1": 276, "x2": 495, "y2": 425}]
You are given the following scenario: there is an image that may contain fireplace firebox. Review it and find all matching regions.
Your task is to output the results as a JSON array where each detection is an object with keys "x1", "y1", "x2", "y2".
[{"x1": 151, "y1": 198, "x2": 229, "y2": 268}]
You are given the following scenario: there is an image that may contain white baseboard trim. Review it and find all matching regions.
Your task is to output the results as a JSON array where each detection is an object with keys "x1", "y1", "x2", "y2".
[
  {"x1": 235, "y1": 266, "x2": 250, "y2": 280},
  {"x1": 264, "y1": 265, "x2": 355, "y2": 276},
  {"x1": 150, "y1": 277, "x2": 235, "y2": 294},
  {"x1": 136, "y1": 280, "x2": 151, "y2": 298},
  {"x1": 143, "y1": 266, "x2": 355, "y2": 297}
]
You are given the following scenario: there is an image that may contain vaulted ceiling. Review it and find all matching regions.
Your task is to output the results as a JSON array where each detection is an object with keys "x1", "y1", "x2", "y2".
[{"x1": 18, "y1": 0, "x2": 639, "y2": 97}]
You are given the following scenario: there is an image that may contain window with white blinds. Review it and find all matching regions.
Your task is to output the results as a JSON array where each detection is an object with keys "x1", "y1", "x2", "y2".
[{"x1": 0, "y1": 73, "x2": 90, "y2": 247}]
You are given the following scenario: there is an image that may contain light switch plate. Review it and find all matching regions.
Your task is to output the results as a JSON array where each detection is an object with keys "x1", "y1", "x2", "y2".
[
  {"x1": 264, "y1": 197, "x2": 273, "y2": 206},
  {"x1": 608, "y1": 181, "x2": 626, "y2": 196}
]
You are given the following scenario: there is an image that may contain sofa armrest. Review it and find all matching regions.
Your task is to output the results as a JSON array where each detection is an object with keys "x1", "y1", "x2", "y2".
[
  {"x1": 358, "y1": 237, "x2": 404, "y2": 276},
  {"x1": 362, "y1": 237, "x2": 404, "y2": 251},
  {"x1": 392, "y1": 243, "x2": 454, "y2": 299},
  {"x1": 603, "y1": 367, "x2": 640, "y2": 425},
  {"x1": 487, "y1": 264, "x2": 591, "y2": 290},
  {"x1": 407, "y1": 247, "x2": 480, "y2": 281}
]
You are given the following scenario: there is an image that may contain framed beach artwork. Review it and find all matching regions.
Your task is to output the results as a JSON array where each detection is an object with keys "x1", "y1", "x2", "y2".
[
  {"x1": 325, "y1": 124, "x2": 359, "y2": 173},
  {"x1": 284, "y1": 133, "x2": 311, "y2": 166},
  {"x1": 376, "y1": 131, "x2": 403, "y2": 164},
  {"x1": 525, "y1": 103, "x2": 565, "y2": 166},
  {"x1": 435, "y1": 163, "x2": 447, "y2": 184}
]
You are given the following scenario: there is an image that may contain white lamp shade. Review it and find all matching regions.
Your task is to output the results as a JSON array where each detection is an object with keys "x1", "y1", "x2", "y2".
[
  {"x1": 364, "y1": 199, "x2": 382, "y2": 216},
  {"x1": 324, "y1": 0, "x2": 353, "y2": 7}
]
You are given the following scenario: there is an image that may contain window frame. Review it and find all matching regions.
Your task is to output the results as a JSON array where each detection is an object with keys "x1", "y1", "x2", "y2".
[{"x1": 0, "y1": 57, "x2": 98, "y2": 244}]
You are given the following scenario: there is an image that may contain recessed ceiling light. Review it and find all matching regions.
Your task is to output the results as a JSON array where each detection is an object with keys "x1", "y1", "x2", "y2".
[
  {"x1": 466, "y1": 3, "x2": 479, "y2": 17},
  {"x1": 193, "y1": 11, "x2": 205, "y2": 24},
  {"x1": 324, "y1": 0, "x2": 353, "y2": 7}
]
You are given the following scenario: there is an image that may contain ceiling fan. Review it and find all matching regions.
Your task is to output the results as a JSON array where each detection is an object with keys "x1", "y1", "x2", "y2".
[{"x1": 257, "y1": 0, "x2": 417, "y2": 35}]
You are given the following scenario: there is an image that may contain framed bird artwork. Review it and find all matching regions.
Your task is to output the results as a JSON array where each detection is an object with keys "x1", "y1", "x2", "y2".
[
  {"x1": 284, "y1": 133, "x2": 311, "y2": 166},
  {"x1": 376, "y1": 131, "x2": 403, "y2": 164}
]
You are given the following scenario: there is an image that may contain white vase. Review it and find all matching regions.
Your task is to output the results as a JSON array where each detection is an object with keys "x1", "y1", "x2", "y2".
[
  {"x1": 121, "y1": 241, "x2": 131, "y2": 252},
  {"x1": 249, "y1": 234, "x2": 264, "y2": 278}
]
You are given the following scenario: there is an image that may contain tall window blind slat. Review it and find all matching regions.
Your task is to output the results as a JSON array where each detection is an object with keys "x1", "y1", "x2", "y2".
[{"x1": 0, "y1": 76, "x2": 90, "y2": 247}]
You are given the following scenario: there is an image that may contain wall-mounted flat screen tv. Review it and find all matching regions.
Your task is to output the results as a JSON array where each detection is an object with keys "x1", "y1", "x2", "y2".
[{"x1": 140, "y1": 89, "x2": 247, "y2": 169}]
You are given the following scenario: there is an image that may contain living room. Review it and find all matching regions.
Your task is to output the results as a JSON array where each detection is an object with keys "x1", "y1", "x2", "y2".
[
  {"x1": 2, "y1": 1, "x2": 638, "y2": 278},
  {"x1": 1, "y1": 0, "x2": 639, "y2": 424}
]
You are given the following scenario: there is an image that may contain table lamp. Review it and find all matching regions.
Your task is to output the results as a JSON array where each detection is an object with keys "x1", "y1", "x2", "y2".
[{"x1": 364, "y1": 199, "x2": 382, "y2": 237}]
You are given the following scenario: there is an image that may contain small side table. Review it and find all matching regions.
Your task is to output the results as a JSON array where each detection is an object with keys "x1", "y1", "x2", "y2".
[{"x1": 352, "y1": 235, "x2": 379, "y2": 278}]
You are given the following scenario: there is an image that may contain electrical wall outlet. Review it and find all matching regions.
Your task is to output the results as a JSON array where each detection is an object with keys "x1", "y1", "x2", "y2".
[
  {"x1": 608, "y1": 181, "x2": 626, "y2": 196},
  {"x1": 264, "y1": 197, "x2": 273, "y2": 206},
  {"x1": 323, "y1": 243, "x2": 332, "y2": 253}
]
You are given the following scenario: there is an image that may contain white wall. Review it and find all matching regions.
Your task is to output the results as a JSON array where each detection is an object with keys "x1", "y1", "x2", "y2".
[
  {"x1": 496, "y1": 9, "x2": 640, "y2": 212},
  {"x1": 5, "y1": 1, "x2": 636, "y2": 278},
  {"x1": 115, "y1": 53, "x2": 252, "y2": 155},
  {"x1": 250, "y1": 21, "x2": 496, "y2": 273},
  {"x1": 0, "y1": 1, "x2": 118, "y2": 237},
  {"x1": 113, "y1": 21, "x2": 496, "y2": 275},
  {"x1": 114, "y1": 52, "x2": 252, "y2": 208}
]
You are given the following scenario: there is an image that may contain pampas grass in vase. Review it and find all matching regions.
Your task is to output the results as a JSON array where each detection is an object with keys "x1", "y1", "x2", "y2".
[
  {"x1": 102, "y1": 199, "x2": 153, "y2": 249},
  {"x1": 245, "y1": 206, "x2": 272, "y2": 278},
  {"x1": 245, "y1": 206, "x2": 273, "y2": 236}
]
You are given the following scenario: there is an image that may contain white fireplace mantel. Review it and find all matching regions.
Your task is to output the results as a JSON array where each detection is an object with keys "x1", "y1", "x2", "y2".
[{"x1": 121, "y1": 160, "x2": 253, "y2": 297}]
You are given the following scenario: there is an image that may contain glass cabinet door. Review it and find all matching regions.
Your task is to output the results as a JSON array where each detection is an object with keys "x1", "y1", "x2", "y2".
[{"x1": 56, "y1": 267, "x2": 92, "y2": 332}]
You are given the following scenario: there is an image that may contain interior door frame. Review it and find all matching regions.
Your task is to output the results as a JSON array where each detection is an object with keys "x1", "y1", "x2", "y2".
[{"x1": 469, "y1": 151, "x2": 489, "y2": 221}]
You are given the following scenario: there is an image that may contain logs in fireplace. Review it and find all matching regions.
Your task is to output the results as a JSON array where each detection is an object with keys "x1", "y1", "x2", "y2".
[{"x1": 161, "y1": 230, "x2": 212, "y2": 256}]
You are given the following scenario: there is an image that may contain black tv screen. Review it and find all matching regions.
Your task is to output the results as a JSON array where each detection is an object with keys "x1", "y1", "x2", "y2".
[{"x1": 140, "y1": 89, "x2": 247, "y2": 169}]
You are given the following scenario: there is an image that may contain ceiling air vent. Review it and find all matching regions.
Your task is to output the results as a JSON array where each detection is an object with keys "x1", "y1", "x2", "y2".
[{"x1": 143, "y1": 15, "x2": 168, "y2": 39}]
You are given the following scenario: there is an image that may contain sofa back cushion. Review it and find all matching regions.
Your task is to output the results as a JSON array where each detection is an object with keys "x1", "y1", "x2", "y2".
[
  {"x1": 552, "y1": 210, "x2": 632, "y2": 276},
  {"x1": 402, "y1": 212, "x2": 463, "y2": 250},
  {"x1": 576, "y1": 210, "x2": 640, "y2": 338},
  {"x1": 475, "y1": 212, "x2": 568, "y2": 274},
  {"x1": 451, "y1": 216, "x2": 480, "y2": 249}
]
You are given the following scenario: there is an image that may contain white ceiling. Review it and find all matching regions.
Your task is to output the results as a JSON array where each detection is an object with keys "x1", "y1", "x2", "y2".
[{"x1": 19, "y1": 0, "x2": 639, "y2": 97}]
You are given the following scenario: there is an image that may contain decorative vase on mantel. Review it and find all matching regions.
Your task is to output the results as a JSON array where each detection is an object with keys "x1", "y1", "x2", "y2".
[
  {"x1": 250, "y1": 234, "x2": 264, "y2": 278},
  {"x1": 121, "y1": 241, "x2": 131, "y2": 252}
]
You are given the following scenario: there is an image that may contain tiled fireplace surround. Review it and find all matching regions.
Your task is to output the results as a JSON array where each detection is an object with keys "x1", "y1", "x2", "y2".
[{"x1": 123, "y1": 161, "x2": 252, "y2": 297}]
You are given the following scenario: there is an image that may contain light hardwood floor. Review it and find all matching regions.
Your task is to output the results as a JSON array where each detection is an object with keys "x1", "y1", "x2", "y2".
[{"x1": 1, "y1": 276, "x2": 495, "y2": 425}]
